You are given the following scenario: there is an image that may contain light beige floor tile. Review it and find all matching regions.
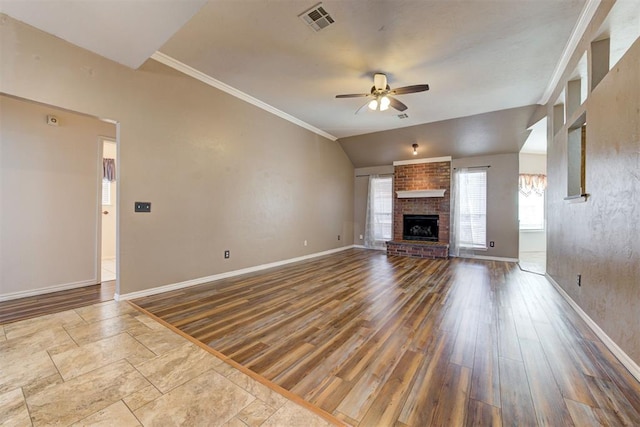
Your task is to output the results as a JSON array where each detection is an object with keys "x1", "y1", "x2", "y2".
[
  {"x1": 224, "y1": 418, "x2": 249, "y2": 427},
  {"x1": 26, "y1": 359, "x2": 150, "y2": 427},
  {"x1": 215, "y1": 360, "x2": 241, "y2": 377},
  {"x1": 0, "y1": 350, "x2": 58, "y2": 394},
  {"x1": 135, "y1": 343, "x2": 224, "y2": 393},
  {"x1": 133, "y1": 314, "x2": 168, "y2": 331},
  {"x1": 65, "y1": 314, "x2": 153, "y2": 346},
  {"x1": 134, "y1": 369, "x2": 255, "y2": 427},
  {"x1": 0, "y1": 326, "x2": 76, "y2": 360},
  {"x1": 132, "y1": 327, "x2": 190, "y2": 356},
  {"x1": 122, "y1": 385, "x2": 162, "y2": 411},
  {"x1": 4, "y1": 310, "x2": 85, "y2": 340},
  {"x1": 74, "y1": 300, "x2": 136, "y2": 323},
  {"x1": 51, "y1": 333, "x2": 155, "y2": 380},
  {"x1": 0, "y1": 388, "x2": 31, "y2": 427},
  {"x1": 22, "y1": 373, "x2": 64, "y2": 398},
  {"x1": 260, "y1": 401, "x2": 332, "y2": 427},
  {"x1": 70, "y1": 400, "x2": 140, "y2": 427},
  {"x1": 226, "y1": 370, "x2": 288, "y2": 409},
  {"x1": 236, "y1": 399, "x2": 277, "y2": 426}
]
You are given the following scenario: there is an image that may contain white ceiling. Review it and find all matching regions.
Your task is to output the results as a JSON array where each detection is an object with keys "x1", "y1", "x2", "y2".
[
  {"x1": 1, "y1": 0, "x2": 594, "y2": 164},
  {"x1": 0, "y1": 0, "x2": 207, "y2": 69}
]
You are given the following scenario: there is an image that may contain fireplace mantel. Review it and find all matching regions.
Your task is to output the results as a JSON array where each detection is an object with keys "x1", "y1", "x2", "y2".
[{"x1": 396, "y1": 189, "x2": 446, "y2": 198}]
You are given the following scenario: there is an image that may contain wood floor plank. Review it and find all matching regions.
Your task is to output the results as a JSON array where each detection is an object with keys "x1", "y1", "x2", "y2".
[
  {"x1": 131, "y1": 249, "x2": 640, "y2": 426},
  {"x1": 499, "y1": 357, "x2": 537, "y2": 426}
]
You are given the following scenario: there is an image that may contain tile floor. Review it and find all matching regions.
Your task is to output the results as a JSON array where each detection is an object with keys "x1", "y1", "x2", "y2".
[
  {"x1": 0, "y1": 300, "x2": 335, "y2": 426},
  {"x1": 101, "y1": 258, "x2": 116, "y2": 282},
  {"x1": 519, "y1": 250, "x2": 546, "y2": 274}
]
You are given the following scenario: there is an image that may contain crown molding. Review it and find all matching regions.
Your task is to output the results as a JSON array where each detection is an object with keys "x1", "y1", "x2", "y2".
[
  {"x1": 539, "y1": 0, "x2": 601, "y2": 105},
  {"x1": 150, "y1": 52, "x2": 338, "y2": 142}
]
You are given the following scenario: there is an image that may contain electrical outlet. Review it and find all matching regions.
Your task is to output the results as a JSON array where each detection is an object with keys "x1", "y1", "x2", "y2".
[
  {"x1": 359, "y1": 234, "x2": 363, "y2": 240},
  {"x1": 224, "y1": 250, "x2": 230, "y2": 259},
  {"x1": 577, "y1": 274, "x2": 581, "y2": 287},
  {"x1": 304, "y1": 240, "x2": 307, "y2": 246},
  {"x1": 489, "y1": 241, "x2": 495, "y2": 247}
]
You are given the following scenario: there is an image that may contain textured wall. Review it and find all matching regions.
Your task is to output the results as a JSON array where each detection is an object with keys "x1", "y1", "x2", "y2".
[
  {"x1": 547, "y1": 37, "x2": 640, "y2": 363},
  {"x1": 1, "y1": 16, "x2": 354, "y2": 297},
  {"x1": 452, "y1": 154, "x2": 520, "y2": 259},
  {"x1": 1, "y1": 95, "x2": 116, "y2": 297}
]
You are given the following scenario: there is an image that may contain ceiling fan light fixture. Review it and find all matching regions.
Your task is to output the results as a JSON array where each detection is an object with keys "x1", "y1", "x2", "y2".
[
  {"x1": 368, "y1": 99, "x2": 379, "y2": 110},
  {"x1": 380, "y1": 96, "x2": 390, "y2": 111}
]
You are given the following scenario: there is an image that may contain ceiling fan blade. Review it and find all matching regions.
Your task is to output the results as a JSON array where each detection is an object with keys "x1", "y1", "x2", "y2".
[
  {"x1": 355, "y1": 101, "x2": 371, "y2": 115},
  {"x1": 388, "y1": 96, "x2": 408, "y2": 112},
  {"x1": 336, "y1": 93, "x2": 370, "y2": 98},
  {"x1": 390, "y1": 84, "x2": 430, "y2": 95}
]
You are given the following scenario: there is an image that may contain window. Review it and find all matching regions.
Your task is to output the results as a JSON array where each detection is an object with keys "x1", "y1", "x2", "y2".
[
  {"x1": 102, "y1": 179, "x2": 111, "y2": 205},
  {"x1": 457, "y1": 169, "x2": 487, "y2": 249},
  {"x1": 519, "y1": 174, "x2": 546, "y2": 230},
  {"x1": 371, "y1": 176, "x2": 393, "y2": 241}
]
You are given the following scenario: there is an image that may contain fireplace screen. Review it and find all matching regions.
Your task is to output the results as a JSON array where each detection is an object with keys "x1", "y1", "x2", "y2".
[{"x1": 403, "y1": 215, "x2": 439, "y2": 241}]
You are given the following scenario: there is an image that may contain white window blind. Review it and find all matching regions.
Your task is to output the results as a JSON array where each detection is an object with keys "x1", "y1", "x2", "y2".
[
  {"x1": 372, "y1": 176, "x2": 393, "y2": 241},
  {"x1": 458, "y1": 169, "x2": 487, "y2": 248}
]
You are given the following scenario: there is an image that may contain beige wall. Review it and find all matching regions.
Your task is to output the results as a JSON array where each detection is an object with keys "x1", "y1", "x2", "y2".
[
  {"x1": 546, "y1": 31, "x2": 640, "y2": 365},
  {"x1": 1, "y1": 16, "x2": 354, "y2": 296},
  {"x1": 0, "y1": 95, "x2": 116, "y2": 298},
  {"x1": 452, "y1": 153, "x2": 520, "y2": 259},
  {"x1": 353, "y1": 165, "x2": 394, "y2": 245}
]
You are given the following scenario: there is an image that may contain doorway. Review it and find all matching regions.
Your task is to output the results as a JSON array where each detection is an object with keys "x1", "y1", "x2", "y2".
[
  {"x1": 518, "y1": 117, "x2": 547, "y2": 274},
  {"x1": 101, "y1": 139, "x2": 117, "y2": 282}
]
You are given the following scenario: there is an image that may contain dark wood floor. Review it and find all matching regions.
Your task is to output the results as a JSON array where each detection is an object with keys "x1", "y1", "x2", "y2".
[
  {"x1": 133, "y1": 249, "x2": 640, "y2": 426},
  {"x1": 0, "y1": 281, "x2": 115, "y2": 325}
]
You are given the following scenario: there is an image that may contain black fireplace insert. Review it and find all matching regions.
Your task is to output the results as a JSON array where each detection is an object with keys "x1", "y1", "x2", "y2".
[{"x1": 403, "y1": 214, "x2": 439, "y2": 241}]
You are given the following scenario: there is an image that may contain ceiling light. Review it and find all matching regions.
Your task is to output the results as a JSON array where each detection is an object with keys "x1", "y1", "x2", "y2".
[
  {"x1": 412, "y1": 143, "x2": 419, "y2": 155},
  {"x1": 368, "y1": 99, "x2": 378, "y2": 110},
  {"x1": 380, "y1": 96, "x2": 390, "y2": 111}
]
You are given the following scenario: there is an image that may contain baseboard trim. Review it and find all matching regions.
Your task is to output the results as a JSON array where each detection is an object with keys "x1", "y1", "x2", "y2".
[
  {"x1": 546, "y1": 274, "x2": 640, "y2": 382},
  {"x1": 453, "y1": 254, "x2": 519, "y2": 262},
  {"x1": 116, "y1": 245, "x2": 356, "y2": 301},
  {"x1": 0, "y1": 279, "x2": 98, "y2": 302}
]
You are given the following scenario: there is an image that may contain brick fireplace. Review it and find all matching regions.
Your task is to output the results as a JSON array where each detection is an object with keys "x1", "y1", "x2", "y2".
[{"x1": 386, "y1": 158, "x2": 451, "y2": 259}]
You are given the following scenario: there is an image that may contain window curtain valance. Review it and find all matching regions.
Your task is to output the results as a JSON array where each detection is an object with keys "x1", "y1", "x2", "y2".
[
  {"x1": 103, "y1": 158, "x2": 116, "y2": 182},
  {"x1": 519, "y1": 174, "x2": 546, "y2": 196}
]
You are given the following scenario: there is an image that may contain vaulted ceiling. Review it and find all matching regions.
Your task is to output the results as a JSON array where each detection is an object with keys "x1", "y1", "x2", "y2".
[{"x1": 0, "y1": 0, "x2": 591, "y2": 166}]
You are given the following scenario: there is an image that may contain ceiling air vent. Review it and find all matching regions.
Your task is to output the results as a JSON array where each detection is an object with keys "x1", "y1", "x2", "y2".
[
  {"x1": 398, "y1": 113, "x2": 409, "y2": 119},
  {"x1": 299, "y1": 3, "x2": 335, "y2": 32}
]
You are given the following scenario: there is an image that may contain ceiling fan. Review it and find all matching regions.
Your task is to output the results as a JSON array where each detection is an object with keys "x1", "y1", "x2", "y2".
[{"x1": 335, "y1": 73, "x2": 429, "y2": 113}]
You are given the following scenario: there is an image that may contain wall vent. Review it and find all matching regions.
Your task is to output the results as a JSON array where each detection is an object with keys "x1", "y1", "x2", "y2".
[
  {"x1": 398, "y1": 113, "x2": 409, "y2": 119},
  {"x1": 299, "y1": 3, "x2": 335, "y2": 32}
]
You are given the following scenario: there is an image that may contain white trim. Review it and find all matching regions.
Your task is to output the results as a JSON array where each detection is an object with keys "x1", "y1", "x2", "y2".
[
  {"x1": 453, "y1": 254, "x2": 519, "y2": 262},
  {"x1": 539, "y1": 0, "x2": 601, "y2": 105},
  {"x1": 150, "y1": 52, "x2": 337, "y2": 142},
  {"x1": 393, "y1": 156, "x2": 452, "y2": 166},
  {"x1": 396, "y1": 189, "x2": 446, "y2": 198},
  {"x1": 545, "y1": 274, "x2": 640, "y2": 382},
  {"x1": 0, "y1": 279, "x2": 98, "y2": 302},
  {"x1": 116, "y1": 245, "x2": 355, "y2": 301}
]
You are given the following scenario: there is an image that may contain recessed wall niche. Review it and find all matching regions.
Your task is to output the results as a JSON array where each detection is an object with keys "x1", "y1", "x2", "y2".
[{"x1": 567, "y1": 113, "x2": 586, "y2": 199}]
